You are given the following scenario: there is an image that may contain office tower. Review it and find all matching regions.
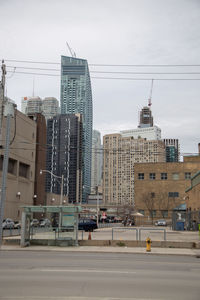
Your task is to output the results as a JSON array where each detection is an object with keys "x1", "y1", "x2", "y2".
[
  {"x1": 103, "y1": 134, "x2": 166, "y2": 206},
  {"x1": 91, "y1": 130, "x2": 103, "y2": 192},
  {"x1": 42, "y1": 97, "x2": 59, "y2": 121},
  {"x1": 163, "y1": 139, "x2": 180, "y2": 162},
  {"x1": 60, "y1": 56, "x2": 93, "y2": 202},
  {"x1": 21, "y1": 97, "x2": 31, "y2": 113},
  {"x1": 46, "y1": 114, "x2": 82, "y2": 203},
  {"x1": 26, "y1": 97, "x2": 42, "y2": 114},
  {"x1": 138, "y1": 106, "x2": 153, "y2": 128}
]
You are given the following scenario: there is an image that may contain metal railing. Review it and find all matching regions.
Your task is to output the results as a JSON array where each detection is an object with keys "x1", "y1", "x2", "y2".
[
  {"x1": 112, "y1": 227, "x2": 139, "y2": 241},
  {"x1": 139, "y1": 227, "x2": 166, "y2": 241}
]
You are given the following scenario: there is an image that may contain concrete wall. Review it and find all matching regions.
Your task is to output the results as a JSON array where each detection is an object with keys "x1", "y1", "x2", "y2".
[{"x1": 0, "y1": 110, "x2": 36, "y2": 220}]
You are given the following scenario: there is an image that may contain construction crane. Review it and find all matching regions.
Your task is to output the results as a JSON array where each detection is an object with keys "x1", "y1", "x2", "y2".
[
  {"x1": 66, "y1": 42, "x2": 76, "y2": 58},
  {"x1": 148, "y1": 79, "x2": 154, "y2": 107}
]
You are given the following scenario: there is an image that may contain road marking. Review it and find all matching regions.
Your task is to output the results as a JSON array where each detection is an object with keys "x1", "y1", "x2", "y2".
[{"x1": 39, "y1": 268, "x2": 136, "y2": 274}]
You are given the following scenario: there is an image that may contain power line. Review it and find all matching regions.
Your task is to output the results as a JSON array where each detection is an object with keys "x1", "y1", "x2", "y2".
[
  {"x1": 6, "y1": 71, "x2": 200, "y2": 80},
  {"x1": 6, "y1": 65, "x2": 200, "y2": 75},
  {"x1": 3, "y1": 59, "x2": 200, "y2": 67}
]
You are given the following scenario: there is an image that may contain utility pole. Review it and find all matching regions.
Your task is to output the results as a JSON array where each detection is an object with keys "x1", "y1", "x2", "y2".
[
  {"x1": 0, "y1": 61, "x2": 15, "y2": 248},
  {"x1": 0, "y1": 60, "x2": 6, "y2": 138}
]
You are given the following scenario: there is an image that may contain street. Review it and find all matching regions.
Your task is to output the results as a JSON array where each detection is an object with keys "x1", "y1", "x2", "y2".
[{"x1": 0, "y1": 251, "x2": 200, "y2": 299}]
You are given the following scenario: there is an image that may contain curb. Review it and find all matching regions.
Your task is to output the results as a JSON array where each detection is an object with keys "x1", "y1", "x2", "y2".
[{"x1": 1, "y1": 246, "x2": 200, "y2": 257}]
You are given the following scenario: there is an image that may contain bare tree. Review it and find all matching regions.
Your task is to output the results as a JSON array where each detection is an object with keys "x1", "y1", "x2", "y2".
[{"x1": 141, "y1": 192, "x2": 156, "y2": 224}]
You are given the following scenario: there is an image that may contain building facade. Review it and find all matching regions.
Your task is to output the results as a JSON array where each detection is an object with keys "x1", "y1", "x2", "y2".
[
  {"x1": 46, "y1": 114, "x2": 83, "y2": 203},
  {"x1": 60, "y1": 55, "x2": 93, "y2": 202},
  {"x1": 103, "y1": 134, "x2": 166, "y2": 206},
  {"x1": 138, "y1": 106, "x2": 153, "y2": 128},
  {"x1": 91, "y1": 130, "x2": 103, "y2": 192},
  {"x1": 163, "y1": 139, "x2": 180, "y2": 162},
  {"x1": 42, "y1": 97, "x2": 59, "y2": 121},
  {"x1": 134, "y1": 156, "x2": 200, "y2": 224},
  {"x1": 25, "y1": 97, "x2": 43, "y2": 114},
  {"x1": 120, "y1": 126, "x2": 161, "y2": 140},
  {"x1": 0, "y1": 110, "x2": 36, "y2": 220},
  {"x1": 27, "y1": 113, "x2": 47, "y2": 207}
]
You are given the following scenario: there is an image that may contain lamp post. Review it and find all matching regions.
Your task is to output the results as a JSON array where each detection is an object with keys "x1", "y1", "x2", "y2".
[{"x1": 40, "y1": 170, "x2": 64, "y2": 228}]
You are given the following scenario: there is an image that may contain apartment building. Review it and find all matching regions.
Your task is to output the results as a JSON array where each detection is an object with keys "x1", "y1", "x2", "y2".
[{"x1": 103, "y1": 134, "x2": 166, "y2": 206}]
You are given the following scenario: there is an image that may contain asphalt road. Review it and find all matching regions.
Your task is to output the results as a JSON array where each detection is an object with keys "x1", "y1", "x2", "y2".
[{"x1": 0, "y1": 251, "x2": 200, "y2": 299}]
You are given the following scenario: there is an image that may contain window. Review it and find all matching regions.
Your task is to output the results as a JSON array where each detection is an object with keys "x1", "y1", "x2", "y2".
[
  {"x1": 161, "y1": 210, "x2": 168, "y2": 218},
  {"x1": 8, "y1": 158, "x2": 17, "y2": 175},
  {"x1": 172, "y1": 173, "x2": 179, "y2": 180},
  {"x1": 139, "y1": 210, "x2": 144, "y2": 216},
  {"x1": 161, "y1": 173, "x2": 167, "y2": 180},
  {"x1": 185, "y1": 172, "x2": 191, "y2": 180},
  {"x1": 168, "y1": 192, "x2": 179, "y2": 197},
  {"x1": 19, "y1": 162, "x2": 30, "y2": 179},
  {"x1": 149, "y1": 173, "x2": 156, "y2": 180},
  {"x1": 151, "y1": 210, "x2": 156, "y2": 217},
  {"x1": 151, "y1": 192, "x2": 155, "y2": 198},
  {"x1": 138, "y1": 173, "x2": 144, "y2": 180}
]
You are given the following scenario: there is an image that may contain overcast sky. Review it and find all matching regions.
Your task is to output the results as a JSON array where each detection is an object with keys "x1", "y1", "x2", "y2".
[{"x1": 0, "y1": 0, "x2": 200, "y2": 155}]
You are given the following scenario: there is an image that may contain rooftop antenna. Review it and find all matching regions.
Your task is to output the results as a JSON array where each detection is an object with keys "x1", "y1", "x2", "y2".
[
  {"x1": 148, "y1": 79, "x2": 154, "y2": 107},
  {"x1": 32, "y1": 78, "x2": 35, "y2": 97},
  {"x1": 66, "y1": 42, "x2": 76, "y2": 58}
]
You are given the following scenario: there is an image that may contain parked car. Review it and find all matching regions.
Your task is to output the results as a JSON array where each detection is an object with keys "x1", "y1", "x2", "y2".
[
  {"x1": 78, "y1": 219, "x2": 98, "y2": 232},
  {"x1": 30, "y1": 219, "x2": 39, "y2": 227},
  {"x1": 2, "y1": 218, "x2": 15, "y2": 229},
  {"x1": 14, "y1": 221, "x2": 21, "y2": 229},
  {"x1": 155, "y1": 219, "x2": 167, "y2": 226},
  {"x1": 40, "y1": 218, "x2": 51, "y2": 227}
]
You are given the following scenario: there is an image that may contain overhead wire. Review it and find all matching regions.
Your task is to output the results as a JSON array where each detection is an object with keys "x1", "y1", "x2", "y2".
[{"x1": 3, "y1": 59, "x2": 200, "y2": 67}]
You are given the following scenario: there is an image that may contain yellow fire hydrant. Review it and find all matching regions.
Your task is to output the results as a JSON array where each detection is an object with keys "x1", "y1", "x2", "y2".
[{"x1": 146, "y1": 237, "x2": 152, "y2": 252}]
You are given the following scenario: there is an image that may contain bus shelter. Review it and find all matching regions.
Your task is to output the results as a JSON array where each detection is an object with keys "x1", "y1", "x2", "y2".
[{"x1": 21, "y1": 205, "x2": 82, "y2": 247}]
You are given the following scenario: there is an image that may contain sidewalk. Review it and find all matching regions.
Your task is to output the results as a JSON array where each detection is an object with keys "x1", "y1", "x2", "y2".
[{"x1": 1, "y1": 244, "x2": 200, "y2": 257}]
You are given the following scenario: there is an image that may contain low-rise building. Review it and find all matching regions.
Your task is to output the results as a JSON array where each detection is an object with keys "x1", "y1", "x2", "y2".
[
  {"x1": 134, "y1": 156, "x2": 200, "y2": 225},
  {"x1": 0, "y1": 110, "x2": 36, "y2": 220}
]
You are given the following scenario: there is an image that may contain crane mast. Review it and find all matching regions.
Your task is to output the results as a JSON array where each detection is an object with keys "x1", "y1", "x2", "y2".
[{"x1": 148, "y1": 79, "x2": 154, "y2": 107}]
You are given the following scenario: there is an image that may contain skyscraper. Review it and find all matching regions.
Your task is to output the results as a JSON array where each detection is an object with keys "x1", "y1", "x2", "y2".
[
  {"x1": 60, "y1": 56, "x2": 93, "y2": 202},
  {"x1": 138, "y1": 106, "x2": 153, "y2": 128},
  {"x1": 46, "y1": 114, "x2": 83, "y2": 203},
  {"x1": 42, "y1": 97, "x2": 59, "y2": 121},
  {"x1": 91, "y1": 130, "x2": 103, "y2": 192}
]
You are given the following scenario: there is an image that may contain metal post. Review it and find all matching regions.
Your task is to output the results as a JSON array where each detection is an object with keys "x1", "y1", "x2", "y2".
[
  {"x1": 0, "y1": 113, "x2": 12, "y2": 247},
  {"x1": 112, "y1": 228, "x2": 114, "y2": 240},
  {"x1": 97, "y1": 190, "x2": 99, "y2": 228}
]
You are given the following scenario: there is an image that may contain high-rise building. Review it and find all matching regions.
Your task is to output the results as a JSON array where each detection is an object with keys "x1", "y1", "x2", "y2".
[
  {"x1": 138, "y1": 106, "x2": 153, "y2": 128},
  {"x1": 91, "y1": 130, "x2": 103, "y2": 192},
  {"x1": 163, "y1": 139, "x2": 180, "y2": 162},
  {"x1": 21, "y1": 96, "x2": 31, "y2": 114},
  {"x1": 60, "y1": 56, "x2": 93, "y2": 202},
  {"x1": 25, "y1": 97, "x2": 42, "y2": 114},
  {"x1": 103, "y1": 134, "x2": 166, "y2": 206},
  {"x1": 120, "y1": 105, "x2": 161, "y2": 140},
  {"x1": 42, "y1": 97, "x2": 59, "y2": 121},
  {"x1": 46, "y1": 114, "x2": 83, "y2": 203}
]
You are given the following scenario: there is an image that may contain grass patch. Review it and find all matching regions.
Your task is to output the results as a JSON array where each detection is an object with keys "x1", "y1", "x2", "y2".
[{"x1": 117, "y1": 241, "x2": 126, "y2": 247}]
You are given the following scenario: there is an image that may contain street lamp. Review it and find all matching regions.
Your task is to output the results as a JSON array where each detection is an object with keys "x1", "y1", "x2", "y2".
[
  {"x1": 40, "y1": 169, "x2": 64, "y2": 206},
  {"x1": 40, "y1": 169, "x2": 64, "y2": 228}
]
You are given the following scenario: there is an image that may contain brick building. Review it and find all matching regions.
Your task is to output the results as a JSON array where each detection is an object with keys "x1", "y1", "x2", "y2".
[{"x1": 134, "y1": 156, "x2": 200, "y2": 224}]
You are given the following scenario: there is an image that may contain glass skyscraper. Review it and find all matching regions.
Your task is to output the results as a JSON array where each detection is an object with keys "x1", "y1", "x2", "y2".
[{"x1": 60, "y1": 56, "x2": 93, "y2": 202}]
